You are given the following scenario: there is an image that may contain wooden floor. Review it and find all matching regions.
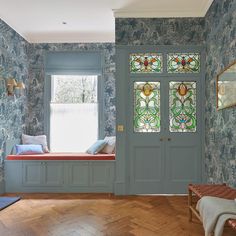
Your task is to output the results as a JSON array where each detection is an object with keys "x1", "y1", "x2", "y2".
[{"x1": 0, "y1": 194, "x2": 235, "y2": 236}]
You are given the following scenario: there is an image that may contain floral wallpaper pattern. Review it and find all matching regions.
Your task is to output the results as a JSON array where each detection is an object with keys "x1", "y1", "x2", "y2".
[
  {"x1": 204, "y1": 0, "x2": 236, "y2": 187},
  {"x1": 115, "y1": 18, "x2": 205, "y2": 45},
  {"x1": 0, "y1": 19, "x2": 29, "y2": 184},
  {"x1": 26, "y1": 43, "x2": 116, "y2": 137}
]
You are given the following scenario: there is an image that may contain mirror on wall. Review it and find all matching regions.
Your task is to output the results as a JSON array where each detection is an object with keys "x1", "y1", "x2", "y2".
[{"x1": 217, "y1": 60, "x2": 236, "y2": 110}]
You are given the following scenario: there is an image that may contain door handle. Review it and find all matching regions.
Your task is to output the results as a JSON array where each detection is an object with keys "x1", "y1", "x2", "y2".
[{"x1": 167, "y1": 138, "x2": 171, "y2": 141}]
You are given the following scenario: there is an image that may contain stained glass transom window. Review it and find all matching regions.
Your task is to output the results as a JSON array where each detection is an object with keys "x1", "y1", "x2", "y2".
[
  {"x1": 167, "y1": 53, "x2": 200, "y2": 73},
  {"x1": 169, "y1": 81, "x2": 196, "y2": 132},
  {"x1": 134, "y1": 82, "x2": 160, "y2": 132},
  {"x1": 130, "y1": 54, "x2": 162, "y2": 73}
]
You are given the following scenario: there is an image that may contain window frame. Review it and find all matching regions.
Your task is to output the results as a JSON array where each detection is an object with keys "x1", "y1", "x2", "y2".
[{"x1": 44, "y1": 74, "x2": 104, "y2": 151}]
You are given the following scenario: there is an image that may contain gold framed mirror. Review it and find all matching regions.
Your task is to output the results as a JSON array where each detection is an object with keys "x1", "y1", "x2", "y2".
[{"x1": 217, "y1": 60, "x2": 236, "y2": 110}]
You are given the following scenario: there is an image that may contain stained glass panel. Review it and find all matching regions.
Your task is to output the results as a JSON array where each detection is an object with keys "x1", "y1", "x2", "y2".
[
  {"x1": 130, "y1": 53, "x2": 162, "y2": 73},
  {"x1": 167, "y1": 53, "x2": 200, "y2": 73},
  {"x1": 169, "y1": 82, "x2": 196, "y2": 132},
  {"x1": 134, "y1": 82, "x2": 160, "y2": 132}
]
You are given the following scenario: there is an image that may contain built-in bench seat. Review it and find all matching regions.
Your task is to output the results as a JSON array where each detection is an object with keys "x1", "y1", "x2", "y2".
[{"x1": 5, "y1": 153, "x2": 115, "y2": 193}]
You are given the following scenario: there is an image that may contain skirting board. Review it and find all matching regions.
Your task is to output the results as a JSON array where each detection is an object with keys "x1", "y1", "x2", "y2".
[
  {"x1": 114, "y1": 182, "x2": 126, "y2": 195},
  {"x1": 0, "y1": 180, "x2": 5, "y2": 194}
]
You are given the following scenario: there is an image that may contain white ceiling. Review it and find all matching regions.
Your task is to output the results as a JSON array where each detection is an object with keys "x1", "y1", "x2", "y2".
[{"x1": 0, "y1": 0, "x2": 214, "y2": 43}]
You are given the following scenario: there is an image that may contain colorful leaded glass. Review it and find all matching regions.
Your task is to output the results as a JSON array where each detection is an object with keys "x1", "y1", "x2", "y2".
[
  {"x1": 167, "y1": 53, "x2": 200, "y2": 73},
  {"x1": 134, "y1": 82, "x2": 160, "y2": 132},
  {"x1": 130, "y1": 54, "x2": 162, "y2": 73},
  {"x1": 169, "y1": 82, "x2": 196, "y2": 132}
]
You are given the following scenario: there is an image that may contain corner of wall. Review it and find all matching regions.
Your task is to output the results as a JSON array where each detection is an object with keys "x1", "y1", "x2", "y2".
[{"x1": 0, "y1": 180, "x2": 5, "y2": 194}]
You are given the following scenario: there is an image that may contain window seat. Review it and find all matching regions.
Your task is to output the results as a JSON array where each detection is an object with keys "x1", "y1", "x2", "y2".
[
  {"x1": 6, "y1": 153, "x2": 115, "y2": 161},
  {"x1": 5, "y1": 153, "x2": 115, "y2": 193}
]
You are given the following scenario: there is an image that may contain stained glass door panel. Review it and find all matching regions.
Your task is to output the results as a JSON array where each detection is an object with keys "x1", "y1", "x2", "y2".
[
  {"x1": 169, "y1": 81, "x2": 196, "y2": 132},
  {"x1": 130, "y1": 53, "x2": 162, "y2": 73},
  {"x1": 116, "y1": 47, "x2": 203, "y2": 194},
  {"x1": 167, "y1": 53, "x2": 200, "y2": 73},
  {"x1": 134, "y1": 82, "x2": 160, "y2": 132}
]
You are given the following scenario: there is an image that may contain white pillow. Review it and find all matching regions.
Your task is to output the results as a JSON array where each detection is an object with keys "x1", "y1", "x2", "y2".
[
  {"x1": 22, "y1": 134, "x2": 49, "y2": 153},
  {"x1": 101, "y1": 136, "x2": 116, "y2": 154}
]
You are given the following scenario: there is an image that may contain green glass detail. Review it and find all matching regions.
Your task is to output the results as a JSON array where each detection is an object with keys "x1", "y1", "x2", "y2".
[
  {"x1": 130, "y1": 53, "x2": 162, "y2": 73},
  {"x1": 134, "y1": 82, "x2": 160, "y2": 132},
  {"x1": 169, "y1": 82, "x2": 196, "y2": 132},
  {"x1": 167, "y1": 53, "x2": 200, "y2": 73}
]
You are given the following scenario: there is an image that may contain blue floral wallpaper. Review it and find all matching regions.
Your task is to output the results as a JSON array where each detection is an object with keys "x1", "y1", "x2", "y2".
[
  {"x1": 0, "y1": 19, "x2": 29, "y2": 184},
  {"x1": 115, "y1": 18, "x2": 205, "y2": 45},
  {"x1": 26, "y1": 43, "x2": 116, "y2": 137},
  {"x1": 204, "y1": 0, "x2": 236, "y2": 187}
]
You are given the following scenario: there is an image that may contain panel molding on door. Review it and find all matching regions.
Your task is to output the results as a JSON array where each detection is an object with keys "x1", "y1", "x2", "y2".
[{"x1": 117, "y1": 46, "x2": 204, "y2": 194}]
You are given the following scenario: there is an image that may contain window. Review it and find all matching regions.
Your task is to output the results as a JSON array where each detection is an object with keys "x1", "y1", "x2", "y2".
[{"x1": 50, "y1": 75, "x2": 98, "y2": 152}]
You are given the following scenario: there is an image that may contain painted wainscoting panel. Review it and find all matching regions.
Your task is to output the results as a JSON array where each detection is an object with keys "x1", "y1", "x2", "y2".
[
  {"x1": 5, "y1": 160, "x2": 115, "y2": 193},
  {"x1": 204, "y1": 0, "x2": 236, "y2": 187},
  {"x1": 44, "y1": 161, "x2": 64, "y2": 186},
  {"x1": 23, "y1": 162, "x2": 42, "y2": 186},
  {"x1": 68, "y1": 162, "x2": 90, "y2": 187}
]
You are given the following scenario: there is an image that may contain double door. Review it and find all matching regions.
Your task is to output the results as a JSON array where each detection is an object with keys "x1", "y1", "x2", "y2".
[{"x1": 119, "y1": 47, "x2": 204, "y2": 194}]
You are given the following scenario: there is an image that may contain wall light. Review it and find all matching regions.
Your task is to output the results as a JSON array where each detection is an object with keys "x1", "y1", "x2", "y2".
[
  {"x1": 6, "y1": 78, "x2": 17, "y2": 96},
  {"x1": 15, "y1": 81, "x2": 25, "y2": 96},
  {"x1": 6, "y1": 78, "x2": 25, "y2": 96}
]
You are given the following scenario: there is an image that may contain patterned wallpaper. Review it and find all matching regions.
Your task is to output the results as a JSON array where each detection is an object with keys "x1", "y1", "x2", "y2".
[
  {"x1": 0, "y1": 19, "x2": 29, "y2": 183},
  {"x1": 205, "y1": 0, "x2": 236, "y2": 187},
  {"x1": 26, "y1": 43, "x2": 116, "y2": 137},
  {"x1": 115, "y1": 18, "x2": 205, "y2": 45}
]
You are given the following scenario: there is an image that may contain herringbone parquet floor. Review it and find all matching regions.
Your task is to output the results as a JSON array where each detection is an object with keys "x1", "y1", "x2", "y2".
[{"x1": 0, "y1": 193, "x2": 235, "y2": 236}]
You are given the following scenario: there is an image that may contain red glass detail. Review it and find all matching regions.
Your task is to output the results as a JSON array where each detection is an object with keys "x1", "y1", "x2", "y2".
[
  {"x1": 181, "y1": 57, "x2": 186, "y2": 67},
  {"x1": 144, "y1": 57, "x2": 149, "y2": 67}
]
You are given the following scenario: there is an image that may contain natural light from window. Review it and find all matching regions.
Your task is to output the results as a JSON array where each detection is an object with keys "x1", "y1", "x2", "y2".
[{"x1": 50, "y1": 75, "x2": 98, "y2": 152}]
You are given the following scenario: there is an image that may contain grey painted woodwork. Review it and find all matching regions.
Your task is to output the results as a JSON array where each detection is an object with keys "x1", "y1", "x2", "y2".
[
  {"x1": 23, "y1": 161, "x2": 64, "y2": 187},
  {"x1": 116, "y1": 45, "x2": 205, "y2": 194},
  {"x1": 68, "y1": 162, "x2": 89, "y2": 187},
  {"x1": 23, "y1": 162, "x2": 42, "y2": 186},
  {"x1": 5, "y1": 160, "x2": 115, "y2": 193}
]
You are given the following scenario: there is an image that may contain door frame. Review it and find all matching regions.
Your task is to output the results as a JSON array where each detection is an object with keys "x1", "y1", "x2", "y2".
[{"x1": 115, "y1": 45, "x2": 206, "y2": 194}]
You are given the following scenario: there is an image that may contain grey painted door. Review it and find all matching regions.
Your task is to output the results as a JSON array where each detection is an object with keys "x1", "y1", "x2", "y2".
[{"x1": 118, "y1": 46, "x2": 204, "y2": 194}]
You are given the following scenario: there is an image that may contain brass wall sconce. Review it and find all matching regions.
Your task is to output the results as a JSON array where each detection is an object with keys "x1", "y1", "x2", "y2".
[
  {"x1": 15, "y1": 81, "x2": 25, "y2": 96},
  {"x1": 6, "y1": 78, "x2": 25, "y2": 96}
]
